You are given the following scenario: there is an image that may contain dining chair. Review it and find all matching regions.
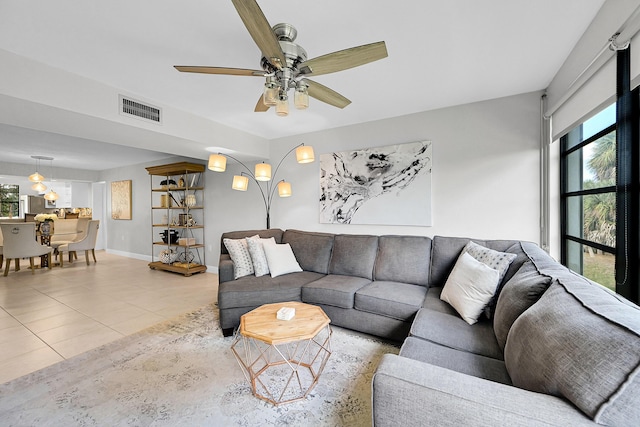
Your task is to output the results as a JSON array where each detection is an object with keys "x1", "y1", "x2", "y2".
[
  {"x1": 58, "y1": 220, "x2": 100, "y2": 267},
  {"x1": 0, "y1": 223, "x2": 53, "y2": 276},
  {"x1": 50, "y1": 218, "x2": 90, "y2": 261},
  {"x1": 0, "y1": 225, "x2": 4, "y2": 269}
]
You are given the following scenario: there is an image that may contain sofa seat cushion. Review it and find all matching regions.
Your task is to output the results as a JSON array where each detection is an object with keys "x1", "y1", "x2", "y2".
[
  {"x1": 282, "y1": 229, "x2": 334, "y2": 274},
  {"x1": 400, "y1": 336, "x2": 512, "y2": 385},
  {"x1": 302, "y1": 275, "x2": 371, "y2": 309},
  {"x1": 505, "y1": 280, "x2": 640, "y2": 425},
  {"x1": 410, "y1": 306, "x2": 503, "y2": 360},
  {"x1": 218, "y1": 271, "x2": 323, "y2": 308},
  {"x1": 374, "y1": 235, "x2": 431, "y2": 286},
  {"x1": 355, "y1": 281, "x2": 426, "y2": 321}
]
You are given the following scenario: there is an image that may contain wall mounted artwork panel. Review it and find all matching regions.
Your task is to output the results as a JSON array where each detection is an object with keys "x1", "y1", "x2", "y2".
[
  {"x1": 111, "y1": 180, "x2": 132, "y2": 220},
  {"x1": 319, "y1": 141, "x2": 432, "y2": 226}
]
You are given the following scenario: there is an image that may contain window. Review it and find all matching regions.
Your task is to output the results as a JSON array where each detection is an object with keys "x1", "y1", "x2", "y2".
[
  {"x1": 561, "y1": 104, "x2": 617, "y2": 291},
  {"x1": 0, "y1": 184, "x2": 20, "y2": 218},
  {"x1": 560, "y1": 49, "x2": 639, "y2": 304}
]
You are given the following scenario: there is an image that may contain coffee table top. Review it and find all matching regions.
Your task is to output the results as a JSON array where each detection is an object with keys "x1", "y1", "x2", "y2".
[{"x1": 240, "y1": 302, "x2": 331, "y2": 345}]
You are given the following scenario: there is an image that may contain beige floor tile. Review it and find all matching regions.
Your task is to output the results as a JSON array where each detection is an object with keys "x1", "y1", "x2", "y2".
[
  {"x1": 109, "y1": 312, "x2": 168, "y2": 335},
  {"x1": 0, "y1": 333, "x2": 48, "y2": 361},
  {"x1": 88, "y1": 304, "x2": 153, "y2": 326},
  {"x1": 37, "y1": 319, "x2": 108, "y2": 344},
  {"x1": 0, "y1": 325, "x2": 39, "y2": 345},
  {"x1": 0, "y1": 251, "x2": 218, "y2": 383},
  {"x1": 10, "y1": 303, "x2": 76, "y2": 324},
  {"x1": 0, "y1": 315, "x2": 23, "y2": 331},
  {"x1": 0, "y1": 347, "x2": 64, "y2": 384},
  {"x1": 24, "y1": 310, "x2": 94, "y2": 334},
  {"x1": 50, "y1": 326, "x2": 124, "y2": 359}
]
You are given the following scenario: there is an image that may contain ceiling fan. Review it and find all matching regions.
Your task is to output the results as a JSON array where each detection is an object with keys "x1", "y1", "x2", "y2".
[{"x1": 174, "y1": 0, "x2": 388, "y2": 116}]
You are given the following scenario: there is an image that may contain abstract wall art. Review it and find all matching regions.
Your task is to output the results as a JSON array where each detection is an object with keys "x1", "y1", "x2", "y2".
[{"x1": 319, "y1": 140, "x2": 432, "y2": 226}]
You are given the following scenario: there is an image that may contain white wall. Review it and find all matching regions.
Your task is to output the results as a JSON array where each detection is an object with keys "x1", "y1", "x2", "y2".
[
  {"x1": 79, "y1": 91, "x2": 544, "y2": 272},
  {"x1": 265, "y1": 91, "x2": 543, "y2": 242}
]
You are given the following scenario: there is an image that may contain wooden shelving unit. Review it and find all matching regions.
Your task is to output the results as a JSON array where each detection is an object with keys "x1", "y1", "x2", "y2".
[{"x1": 145, "y1": 162, "x2": 206, "y2": 276}]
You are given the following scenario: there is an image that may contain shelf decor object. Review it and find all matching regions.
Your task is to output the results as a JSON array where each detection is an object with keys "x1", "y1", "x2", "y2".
[
  {"x1": 208, "y1": 143, "x2": 314, "y2": 228},
  {"x1": 145, "y1": 162, "x2": 206, "y2": 276}
]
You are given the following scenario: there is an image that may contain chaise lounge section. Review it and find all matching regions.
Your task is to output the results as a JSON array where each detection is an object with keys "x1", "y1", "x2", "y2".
[{"x1": 218, "y1": 229, "x2": 640, "y2": 426}]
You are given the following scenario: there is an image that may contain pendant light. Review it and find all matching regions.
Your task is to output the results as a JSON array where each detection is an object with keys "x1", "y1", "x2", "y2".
[
  {"x1": 44, "y1": 158, "x2": 59, "y2": 201},
  {"x1": 28, "y1": 155, "x2": 49, "y2": 182}
]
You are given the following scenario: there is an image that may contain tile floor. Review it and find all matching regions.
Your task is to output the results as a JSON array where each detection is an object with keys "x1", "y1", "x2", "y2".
[{"x1": 0, "y1": 251, "x2": 218, "y2": 384}]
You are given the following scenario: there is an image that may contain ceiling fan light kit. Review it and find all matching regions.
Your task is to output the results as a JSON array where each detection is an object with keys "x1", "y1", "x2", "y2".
[{"x1": 174, "y1": 0, "x2": 388, "y2": 117}]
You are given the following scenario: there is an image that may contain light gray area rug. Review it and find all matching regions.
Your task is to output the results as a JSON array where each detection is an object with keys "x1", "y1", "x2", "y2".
[{"x1": 0, "y1": 304, "x2": 399, "y2": 426}]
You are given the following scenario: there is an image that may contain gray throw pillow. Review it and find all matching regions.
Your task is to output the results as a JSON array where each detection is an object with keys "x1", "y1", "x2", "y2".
[
  {"x1": 493, "y1": 261, "x2": 551, "y2": 351},
  {"x1": 245, "y1": 235, "x2": 274, "y2": 277}
]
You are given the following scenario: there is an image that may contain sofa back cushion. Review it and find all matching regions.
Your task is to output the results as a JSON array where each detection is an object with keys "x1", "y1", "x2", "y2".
[
  {"x1": 374, "y1": 235, "x2": 432, "y2": 286},
  {"x1": 429, "y1": 236, "x2": 519, "y2": 288},
  {"x1": 220, "y1": 229, "x2": 283, "y2": 255},
  {"x1": 493, "y1": 261, "x2": 552, "y2": 350},
  {"x1": 282, "y1": 229, "x2": 335, "y2": 274},
  {"x1": 329, "y1": 234, "x2": 378, "y2": 280},
  {"x1": 504, "y1": 279, "x2": 640, "y2": 425}
]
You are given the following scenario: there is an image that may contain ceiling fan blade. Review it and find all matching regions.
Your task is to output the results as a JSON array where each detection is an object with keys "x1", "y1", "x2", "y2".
[
  {"x1": 231, "y1": 0, "x2": 287, "y2": 70},
  {"x1": 174, "y1": 66, "x2": 265, "y2": 76},
  {"x1": 302, "y1": 79, "x2": 351, "y2": 109},
  {"x1": 298, "y1": 41, "x2": 388, "y2": 76},
  {"x1": 254, "y1": 94, "x2": 270, "y2": 112}
]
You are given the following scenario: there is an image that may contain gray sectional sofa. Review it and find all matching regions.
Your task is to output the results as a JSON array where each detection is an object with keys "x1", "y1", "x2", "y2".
[{"x1": 218, "y1": 229, "x2": 640, "y2": 426}]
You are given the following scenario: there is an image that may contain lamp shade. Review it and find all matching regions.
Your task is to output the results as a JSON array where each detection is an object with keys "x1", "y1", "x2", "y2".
[
  {"x1": 232, "y1": 175, "x2": 249, "y2": 191},
  {"x1": 31, "y1": 182, "x2": 47, "y2": 192},
  {"x1": 294, "y1": 87, "x2": 309, "y2": 110},
  {"x1": 277, "y1": 181, "x2": 292, "y2": 197},
  {"x1": 44, "y1": 190, "x2": 58, "y2": 201},
  {"x1": 295, "y1": 145, "x2": 315, "y2": 163},
  {"x1": 29, "y1": 171, "x2": 45, "y2": 182},
  {"x1": 263, "y1": 85, "x2": 278, "y2": 106},
  {"x1": 208, "y1": 154, "x2": 227, "y2": 172},
  {"x1": 276, "y1": 97, "x2": 289, "y2": 117},
  {"x1": 254, "y1": 163, "x2": 272, "y2": 181}
]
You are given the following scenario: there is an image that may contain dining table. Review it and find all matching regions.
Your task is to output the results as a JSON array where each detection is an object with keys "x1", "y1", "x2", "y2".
[{"x1": 37, "y1": 228, "x2": 77, "y2": 268}]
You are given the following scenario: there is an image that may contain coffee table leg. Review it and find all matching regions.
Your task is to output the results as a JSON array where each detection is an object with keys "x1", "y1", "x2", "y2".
[{"x1": 231, "y1": 325, "x2": 332, "y2": 405}]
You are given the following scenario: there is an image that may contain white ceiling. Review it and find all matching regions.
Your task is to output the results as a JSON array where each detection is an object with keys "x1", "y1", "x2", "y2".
[{"x1": 0, "y1": 0, "x2": 605, "y2": 171}]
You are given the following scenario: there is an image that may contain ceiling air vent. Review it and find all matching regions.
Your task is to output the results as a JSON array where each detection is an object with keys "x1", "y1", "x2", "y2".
[{"x1": 119, "y1": 95, "x2": 162, "y2": 124}]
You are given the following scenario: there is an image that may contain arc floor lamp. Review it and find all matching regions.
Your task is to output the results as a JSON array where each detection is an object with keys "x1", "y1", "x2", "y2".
[{"x1": 208, "y1": 143, "x2": 315, "y2": 228}]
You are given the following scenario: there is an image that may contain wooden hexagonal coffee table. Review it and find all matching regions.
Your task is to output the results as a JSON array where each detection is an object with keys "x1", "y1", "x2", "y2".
[{"x1": 231, "y1": 302, "x2": 332, "y2": 405}]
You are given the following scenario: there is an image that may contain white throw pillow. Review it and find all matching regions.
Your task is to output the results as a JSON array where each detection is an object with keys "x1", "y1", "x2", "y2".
[
  {"x1": 440, "y1": 252, "x2": 500, "y2": 325},
  {"x1": 262, "y1": 242, "x2": 303, "y2": 278},
  {"x1": 245, "y1": 235, "x2": 274, "y2": 277},
  {"x1": 223, "y1": 238, "x2": 254, "y2": 279}
]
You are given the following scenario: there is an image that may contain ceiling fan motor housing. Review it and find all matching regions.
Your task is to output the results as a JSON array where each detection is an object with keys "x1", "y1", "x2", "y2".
[{"x1": 260, "y1": 24, "x2": 308, "y2": 93}]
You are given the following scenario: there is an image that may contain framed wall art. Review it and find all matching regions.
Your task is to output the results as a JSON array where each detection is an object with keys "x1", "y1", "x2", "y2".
[
  {"x1": 111, "y1": 180, "x2": 132, "y2": 220},
  {"x1": 319, "y1": 140, "x2": 432, "y2": 226}
]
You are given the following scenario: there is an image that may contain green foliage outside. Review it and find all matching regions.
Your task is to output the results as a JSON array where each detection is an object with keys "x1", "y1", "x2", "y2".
[
  {"x1": 0, "y1": 184, "x2": 19, "y2": 217},
  {"x1": 582, "y1": 131, "x2": 616, "y2": 288}
]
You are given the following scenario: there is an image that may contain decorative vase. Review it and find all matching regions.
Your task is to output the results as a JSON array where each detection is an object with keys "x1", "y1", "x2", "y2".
[
  {"x1": 185, "y1": 194, "x2": 196, "y2": 207},
  {"x1": 159, "y1": 249, "x2": 177, "y2": 264},
  {"x1": 40, "y1": 220, "x2": 53, "y2": 235}
]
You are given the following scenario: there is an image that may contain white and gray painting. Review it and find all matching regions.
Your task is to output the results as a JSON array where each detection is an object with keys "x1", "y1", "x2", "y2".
[{"x1": 319, "y1": 141, "x2": 432, "y2": 226}]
